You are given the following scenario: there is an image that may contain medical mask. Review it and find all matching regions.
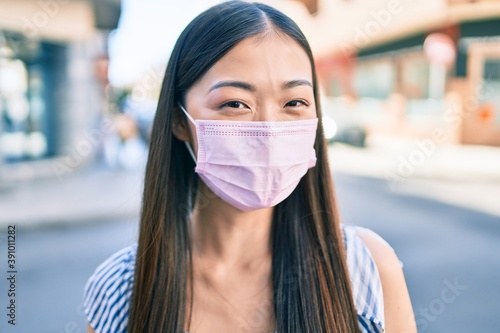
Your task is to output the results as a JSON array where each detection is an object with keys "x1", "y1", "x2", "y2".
[{"x1": 178, "y1": 103, "x2": 318, "y2": 211}]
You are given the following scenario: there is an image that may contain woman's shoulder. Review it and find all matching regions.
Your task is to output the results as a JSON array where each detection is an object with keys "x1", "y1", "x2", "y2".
[
  {"x1": 83, "y1": 244, "x2": 137, "y2": 333},
  {"x1": 342, "y1": 224, "x2": 399, "y2": 263},
  {"x1": 341, "y1": 224, "x2": 400, "y2": 332}
]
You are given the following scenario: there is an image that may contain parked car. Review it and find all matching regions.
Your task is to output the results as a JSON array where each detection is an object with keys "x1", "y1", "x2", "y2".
[{"x1": 322, "y1": 115, "x2": 366, "y2": 147}]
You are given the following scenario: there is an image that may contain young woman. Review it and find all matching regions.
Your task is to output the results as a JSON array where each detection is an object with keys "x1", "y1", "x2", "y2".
[{"x1": 83, "y1": 2, "x2": 416, "y2": 332}]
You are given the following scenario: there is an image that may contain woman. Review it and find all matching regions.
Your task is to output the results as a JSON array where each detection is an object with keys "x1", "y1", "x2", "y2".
[{"x1": 83, "y1": 1, "x2": 416, "y2": 332}]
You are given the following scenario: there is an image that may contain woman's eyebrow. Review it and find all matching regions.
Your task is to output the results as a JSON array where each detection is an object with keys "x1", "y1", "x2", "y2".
[
  {"x1": 282, "y1": 79, "x2": 313, "y2": 89},
  {"x1": 208, "y1": 79, "x2": 312, "y2": 93},
  {"x1": 208, "y1": 80, "x2": 256, "y2": 92}
]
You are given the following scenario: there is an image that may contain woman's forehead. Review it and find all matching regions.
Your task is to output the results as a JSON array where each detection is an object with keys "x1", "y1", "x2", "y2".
[{"x1": 196, "y1": 34, "x2": 313, "y2": 91}]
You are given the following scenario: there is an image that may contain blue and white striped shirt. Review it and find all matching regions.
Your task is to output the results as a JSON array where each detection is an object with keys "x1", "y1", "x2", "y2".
[{"x1": 83, "y1": 224, "x2": 390, "y2": 332}]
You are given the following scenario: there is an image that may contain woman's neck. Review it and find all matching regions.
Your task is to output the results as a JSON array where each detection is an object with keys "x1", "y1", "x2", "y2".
[{"x1": 190, "y1": 184, "x2": 274, "y2": 274}]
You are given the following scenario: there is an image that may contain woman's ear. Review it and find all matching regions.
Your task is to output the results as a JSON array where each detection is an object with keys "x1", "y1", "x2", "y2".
[{"x1": 172, "y1": 106, "x2": 191, "y2": 142}]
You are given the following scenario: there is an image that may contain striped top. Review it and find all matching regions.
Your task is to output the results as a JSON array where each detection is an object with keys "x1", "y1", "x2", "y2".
[{"x1": 83, "y1": 224, "x2": 390, "y2": 333}]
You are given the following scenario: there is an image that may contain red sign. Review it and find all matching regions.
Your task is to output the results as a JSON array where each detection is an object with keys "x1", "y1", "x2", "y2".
[{"x1": 424, "y1": 33, "x2": 456, "y2": 68}]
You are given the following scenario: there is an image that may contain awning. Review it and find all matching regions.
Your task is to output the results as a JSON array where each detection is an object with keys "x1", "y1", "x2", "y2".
[{"x1": 0, "y1": 0, "x2": 121, "y2": 42}]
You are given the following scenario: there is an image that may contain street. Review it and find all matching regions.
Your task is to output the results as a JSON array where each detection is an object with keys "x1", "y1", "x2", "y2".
[
  {"x1": 1, "y1": 173, "x2": 499, "y2": 333},
  {"x1": 334, "y1": 173, "x2": 500, "y2": 333}
]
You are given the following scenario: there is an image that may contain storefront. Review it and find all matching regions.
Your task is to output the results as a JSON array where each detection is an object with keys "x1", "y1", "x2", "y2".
[
  {"x1": 271, "y1": 0, "x2": 500, "y2": 146},
  {"x1": 316, "y1": 16, "x2": 500, "y2": 146},
  {"x1": 0, "y1": 0, "x2": 120, "y2": 181},
  {"x1": 460, "y1": 35, "x2": 500, "y2": 146},
  {"x1": 0, "y1": 33, "x2": 59, "y2": 162}
]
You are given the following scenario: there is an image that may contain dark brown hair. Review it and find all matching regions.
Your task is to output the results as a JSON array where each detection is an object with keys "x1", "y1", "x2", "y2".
[{"x1": 128, "y1": 1, "x2": 360, "y2": 332}]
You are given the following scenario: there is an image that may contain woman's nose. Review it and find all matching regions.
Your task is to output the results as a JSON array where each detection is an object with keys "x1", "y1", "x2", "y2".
[{"x1": 252, "y1": 105, "x2": 282, "y2": 122}]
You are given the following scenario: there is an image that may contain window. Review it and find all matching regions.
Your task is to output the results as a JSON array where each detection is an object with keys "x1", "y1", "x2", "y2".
[
  {"x1": 401, "y1": 55, "x2": 430, "y2": 99},
  {"x1": 480, "y1": 58, "x2": 500, "y2": 124},
  {"x1": 0, "y1": 33, "x2": 49, "y2": 162},
  {"x1": 354, "y1": 59, "x2": 395, "y2": 99}
]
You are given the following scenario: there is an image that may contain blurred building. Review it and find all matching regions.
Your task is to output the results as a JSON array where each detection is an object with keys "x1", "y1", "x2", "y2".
[
  {"x1": 271, "y1": 0, "x2": 500, "y2": 146},
  {"x1": 0, "y1": 0, "x2": 120, "y2": 182}
]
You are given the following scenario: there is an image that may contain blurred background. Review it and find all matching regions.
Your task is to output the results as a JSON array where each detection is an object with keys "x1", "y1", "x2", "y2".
[{"x1": 0, "y1": 0, "x2": 499, "y2": 332}]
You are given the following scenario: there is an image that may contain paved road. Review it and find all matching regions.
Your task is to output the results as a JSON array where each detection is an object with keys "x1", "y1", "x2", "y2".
[
  {"x1": 0, "y1": 220, "x2": 138, "y2": 333},
  {"x1": 334, "y1": 174, "x2": 500, "y2": 333},
  {"x1": 0, "y1": 173, "x2": 499, "y2": 333}
]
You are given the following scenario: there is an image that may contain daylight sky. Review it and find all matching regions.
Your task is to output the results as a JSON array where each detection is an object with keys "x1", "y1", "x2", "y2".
[{"x1": 108, "y1": 0, "x2": 220, "y2": 87}]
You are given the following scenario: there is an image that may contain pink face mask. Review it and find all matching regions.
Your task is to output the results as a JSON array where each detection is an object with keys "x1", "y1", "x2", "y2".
[{"x1": 178, "y1": 104, "x2": 318, "y2": 211}]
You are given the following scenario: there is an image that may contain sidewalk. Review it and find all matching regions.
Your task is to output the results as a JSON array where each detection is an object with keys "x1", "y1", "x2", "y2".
[
  {"x1": 329, "y1": 135, "x2": 500, "y2": 217},
  {"x1": 0, "y1": 164, "x2": 143, "y2": 229},
  {"x1": 0, "y1": 138, "x2": 499, "y2": 230},
  {"x1": 329, "y1": 135, "x2": 500, "y2": 182}
]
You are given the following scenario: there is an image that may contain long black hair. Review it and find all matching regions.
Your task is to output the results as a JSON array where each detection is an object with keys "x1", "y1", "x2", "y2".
[{"x1": 128, "y1": 1, "x2": 360, "y2": 332}]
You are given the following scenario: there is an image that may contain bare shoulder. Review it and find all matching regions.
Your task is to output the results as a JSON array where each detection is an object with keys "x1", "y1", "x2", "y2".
[
  {"x1": 87, "y1": 322, "x2": 96, "y2": 333},
  {"x1": 355, "y1": 227, "x2": 418, "y2": 333},
  {"x1": 355, "y1": 227, "x2": 401, "y2": 272}
]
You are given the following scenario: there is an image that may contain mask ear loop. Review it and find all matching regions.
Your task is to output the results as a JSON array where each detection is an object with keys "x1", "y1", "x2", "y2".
[
  {"x1": 184, "y1": 141, "x2": 197, "y2": 163},
  {"x1": 177, "y1": 103, "x2": 197, "y2": 162}
]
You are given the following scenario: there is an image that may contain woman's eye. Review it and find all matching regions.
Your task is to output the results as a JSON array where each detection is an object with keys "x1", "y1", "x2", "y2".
[
  {"x1": 285, "y1": 100, "x2": 308, "y2": 108},
  {"x1": 221, "y1": 101, "x2": 248, "y2": 109}
]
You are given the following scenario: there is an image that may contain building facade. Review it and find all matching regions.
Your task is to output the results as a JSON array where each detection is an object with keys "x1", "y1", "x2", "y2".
[
  {"x1": 272, "y1": 0, "x2": 500, "y2": 146},
  {"x1": 0, "y1": 0, "x2": 120, "y2": 182}
]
